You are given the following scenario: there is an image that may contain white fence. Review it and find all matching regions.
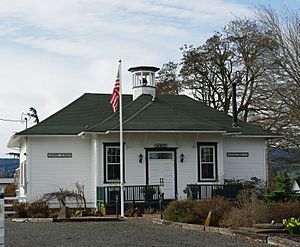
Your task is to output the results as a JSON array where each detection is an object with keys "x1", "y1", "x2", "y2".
[
  {"x1": 0, "y1": 197, "x2": 4, "y2": 246},
  {"x1": 4, "y1": 196, "x2": 26, "y2": 216}
]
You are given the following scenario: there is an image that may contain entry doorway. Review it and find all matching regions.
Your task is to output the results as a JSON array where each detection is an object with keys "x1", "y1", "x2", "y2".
[{"x1": 146, "y1": 149, "x2": 177, "y2": 199}]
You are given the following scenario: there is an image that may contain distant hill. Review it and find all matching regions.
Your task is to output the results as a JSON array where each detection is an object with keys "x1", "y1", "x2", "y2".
[
  {"x1": 269, "y1": 149, "x2": 300, "y2": 178},
  {"x1": 0, "y1": 158, "x2": 19, "y2": 178}
]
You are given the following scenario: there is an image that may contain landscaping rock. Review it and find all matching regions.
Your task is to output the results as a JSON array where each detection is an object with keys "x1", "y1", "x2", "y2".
[{"x1": 57, "y1": 206, "x2": 70, "y2": 219}]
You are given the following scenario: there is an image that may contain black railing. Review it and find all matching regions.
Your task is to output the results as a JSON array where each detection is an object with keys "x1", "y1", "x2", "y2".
[
  {"x1": 185, "y1": 184, "x2": 242, "y2": 200},
  {"x1": 97, "y1": 185, "x2": 160, "y2": 205}
]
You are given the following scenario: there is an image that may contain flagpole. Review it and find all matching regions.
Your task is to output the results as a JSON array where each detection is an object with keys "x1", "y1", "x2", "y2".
[{"x1": 119, "y1": 60, "x2": 124, "y2": 217}]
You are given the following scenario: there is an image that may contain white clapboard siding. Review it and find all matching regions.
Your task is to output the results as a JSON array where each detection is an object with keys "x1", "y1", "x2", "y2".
[
  {"x1": 223, "y1": 137, "x2": 266, "y2": 180},
  {"x1": 98, "y1": 133, "x2": 224, "y2": 199},
  {"x1": 28, "y1": 137, "x2": 94, "y2": 206}
]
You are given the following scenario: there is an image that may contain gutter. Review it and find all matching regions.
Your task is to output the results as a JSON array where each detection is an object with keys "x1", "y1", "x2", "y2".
[{"x1": 83, "y1": 130, "x2": 227, "y2": 134}]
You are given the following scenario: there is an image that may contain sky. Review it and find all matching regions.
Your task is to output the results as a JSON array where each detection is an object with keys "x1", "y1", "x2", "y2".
[{"x1": 0, "y1": 0, "x2": 299, "y2": 157}]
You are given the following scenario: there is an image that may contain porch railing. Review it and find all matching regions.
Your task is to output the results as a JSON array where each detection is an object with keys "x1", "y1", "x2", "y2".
[
  {"x1": 185, "y1": 184, "x2": 242, "y2": 200},
  {"x1": 97, "y1": 185, "x2": 160, "y2": 205}
]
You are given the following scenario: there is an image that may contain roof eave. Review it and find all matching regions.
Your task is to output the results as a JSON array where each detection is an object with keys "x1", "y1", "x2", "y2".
[
  {"x1": 86, "y1": 130, "x2": 227, "y2": 134},
  {"x1": 7, "y1": 135, "x2": 24, "y2": 149},
  {"x1": 229, "y1": 134, "x2": 283, "y2": 138}
]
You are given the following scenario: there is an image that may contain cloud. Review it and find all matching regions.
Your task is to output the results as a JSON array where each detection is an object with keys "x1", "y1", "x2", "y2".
[{"x1": 0, "y1": 0, "x2": 257, "y2": 157}]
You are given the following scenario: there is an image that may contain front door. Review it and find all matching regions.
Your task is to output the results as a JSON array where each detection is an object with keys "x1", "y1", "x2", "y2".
[{"x1": 147, "y1": 150, "x2": 176, "y2": 199}]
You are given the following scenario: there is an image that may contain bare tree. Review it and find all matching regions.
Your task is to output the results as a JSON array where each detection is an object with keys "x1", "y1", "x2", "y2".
[
  {"x1": 180, "y1": 19, "x2": 272, "y2": 121},
  {"x1": 254, "y1": 6, "x2": 300, "y2": 147},
  {"x1": 156, "y1": 61, "x2": 182, "y2": 95}
]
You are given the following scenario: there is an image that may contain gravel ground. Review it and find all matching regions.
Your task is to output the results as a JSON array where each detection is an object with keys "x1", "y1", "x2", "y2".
[{"x1": 5, "y1": 218, "x2": 270, "y2": 247}]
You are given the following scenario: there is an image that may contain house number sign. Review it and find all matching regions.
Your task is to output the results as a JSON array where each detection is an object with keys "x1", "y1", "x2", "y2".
[
  {"x1": 154, "y1": 143, "x2": 168, "y2": 148},
  {"x1": 47, "y1": 153, "x2": 72, "y2": 158},
  {"x1": 226, "y1": 152, "x2": 249, "y2": 157}
]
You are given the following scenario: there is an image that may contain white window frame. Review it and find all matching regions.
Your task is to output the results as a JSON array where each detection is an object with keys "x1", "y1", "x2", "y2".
[
  {"x1": 104, "y1": 144, "x2": 121, "y2": 183},
  {"x1": 198, "y1": 143, "x2": 217, "y2": 181}
]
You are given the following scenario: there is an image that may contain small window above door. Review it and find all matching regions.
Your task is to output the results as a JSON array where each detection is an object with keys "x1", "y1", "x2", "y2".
[{"x1": 149, "y1": 152, "x2": 173, "y2": 160}]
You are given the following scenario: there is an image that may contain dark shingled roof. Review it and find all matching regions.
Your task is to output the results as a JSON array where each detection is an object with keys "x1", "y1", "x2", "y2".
[{"x1": 16, "y1": 93, "x2": 275, "y2": 136}]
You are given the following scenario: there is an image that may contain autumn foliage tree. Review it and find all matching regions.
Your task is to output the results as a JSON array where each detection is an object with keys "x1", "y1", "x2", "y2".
[{"x1": 157, "y1": 6, "x2": 300, "y2": 148}]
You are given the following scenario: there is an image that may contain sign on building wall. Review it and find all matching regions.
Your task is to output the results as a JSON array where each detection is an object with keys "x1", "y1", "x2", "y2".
[
  {"x1": 226, "y1": 152, "x2": 249, "y2": 157},
  {"x1": 154, "y1": 143, "x2": 168, "y2": 148},
  {"x1": 47, "y1": 153, "x2": 72, "y2": 158}
]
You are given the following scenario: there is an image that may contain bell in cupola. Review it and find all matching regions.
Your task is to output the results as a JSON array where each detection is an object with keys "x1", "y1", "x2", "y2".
[{"x1": 128, "y1": 66, "x2": 160, "y2": 100}]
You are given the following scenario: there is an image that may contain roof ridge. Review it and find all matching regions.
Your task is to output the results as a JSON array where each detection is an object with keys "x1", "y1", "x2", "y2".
[
  {"x1": 88, "y1": 95, "x2": 138, "y2": 131},
  {"x1": 111, "y1": 100, "x2": 154, "y2": 130}
]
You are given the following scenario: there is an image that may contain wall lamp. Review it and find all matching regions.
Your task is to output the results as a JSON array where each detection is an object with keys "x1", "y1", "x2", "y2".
[
  {"x1": 139, "y1": 154, "x2": 143, "y2": 163},
  {"x1": 180, "y1": 153, "x2": 184, "y2": 163}
]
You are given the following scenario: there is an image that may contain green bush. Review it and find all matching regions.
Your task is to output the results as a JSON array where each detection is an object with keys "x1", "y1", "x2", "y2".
[
  {"x1": 163, "y1": 197, "x2": 231, "y2": 225},
  {"x1": 283, "y1": 218, "x2": 300, "y2": 234},
  {"x1": 163, "y1": 200, "x2": 196, "y2": 223},
  {"x1": 265, "y1": 174, "x2": 298, "y2": 203}
]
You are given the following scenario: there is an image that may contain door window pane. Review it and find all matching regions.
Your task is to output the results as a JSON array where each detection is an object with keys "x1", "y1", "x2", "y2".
[
  {"x1": 149, "y1": 152, "x2": 173, "y2": 159},
  {"x1": 201, "y1": 147, "x2": 214, "y2": 162},
  {"x1": 201, "y1": 163, "x2": 214, "y2": 179}
]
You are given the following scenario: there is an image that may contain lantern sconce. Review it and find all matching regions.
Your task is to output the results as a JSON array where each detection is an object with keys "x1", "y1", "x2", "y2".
[
  {"x1": 180, "y1": 153, "x2": 184, "y2": 163},
  {"x1": 139, "y1": 153, "x2": 143, "y2": 163}
]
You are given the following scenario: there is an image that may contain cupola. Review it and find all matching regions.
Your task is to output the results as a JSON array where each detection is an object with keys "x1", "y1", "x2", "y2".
[{"x1": 128, "y1": 66, "x2": 160, "y2": 100}]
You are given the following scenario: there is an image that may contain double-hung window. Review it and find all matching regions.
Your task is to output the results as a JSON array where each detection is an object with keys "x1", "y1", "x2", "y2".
[
  {"x1": 198, "y1": 143, "x2": 217, "y2": 181},
  {"x1": 104, "y1": 143, "x2": 125, "y2": 183}
]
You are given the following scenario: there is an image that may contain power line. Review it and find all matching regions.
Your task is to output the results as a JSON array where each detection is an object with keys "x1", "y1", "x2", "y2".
[{"x1": 0, "y1": 118, "x2": 24, "y2": 123}]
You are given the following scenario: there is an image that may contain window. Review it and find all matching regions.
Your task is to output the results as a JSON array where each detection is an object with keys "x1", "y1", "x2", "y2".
[
  {"x1": 20, "y1": 161, "x2": 27, "y2": 192},
  {"x1": 198, "y1": 143, "x2": 217, "y2": 181},
  {"x1": 149, "y1": 152, "x2": 173, "y2": 160},
  {"x1": 104, "y1": 144, "x2": 125, "y2": 183}
]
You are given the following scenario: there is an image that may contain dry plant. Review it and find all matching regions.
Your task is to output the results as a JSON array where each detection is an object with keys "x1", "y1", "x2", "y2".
[{"x1": 41, "y1": 182, "x2": 86, "y2": 210}]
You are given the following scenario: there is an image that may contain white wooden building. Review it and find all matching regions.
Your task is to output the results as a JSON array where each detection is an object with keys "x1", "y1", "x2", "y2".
[{"x1": 8, "y1": 66, "x2": 276, "y2": 208}]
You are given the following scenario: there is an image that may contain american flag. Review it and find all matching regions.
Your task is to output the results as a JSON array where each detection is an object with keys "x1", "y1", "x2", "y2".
[{"x1": 110, "y1": 63, "x2": 121, "y2": 112}]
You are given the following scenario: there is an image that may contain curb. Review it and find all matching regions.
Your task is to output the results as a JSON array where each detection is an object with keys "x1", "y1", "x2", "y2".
[
  {"x1": 11, "y1": 217, "x2": 122, "y2": 223},
  {"x1": 151, "y1": 218, "x2": 300, "y2": 246},
  {"x1": 267, "y1": 236, "x2": 300, "y2": 247},
  {"x1": 54, "y1": 216, "x2": 122, "y2": 222},
  {"x1": 152, "y1": 218, "x2": 234, "y2": 236},
  {"x1": 12, "y1": 218, "x2": 54, "y2": 223}
]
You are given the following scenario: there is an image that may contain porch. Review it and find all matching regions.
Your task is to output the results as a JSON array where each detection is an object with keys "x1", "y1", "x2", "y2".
[{"x1": 96, "y1": 184, "x2": 242, "y2": 209}]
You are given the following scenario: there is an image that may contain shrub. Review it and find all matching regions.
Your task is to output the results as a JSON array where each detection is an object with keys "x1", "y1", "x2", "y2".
[
  {"x1": 265, "y1": 174, "x2": 297, "y2": 203},
  {"x1": 5, "y1": 183, "x2": 16, "y2": 197},
  {"x1": 163, "y1": 200, "x2": 197, "y2": 223},
  {"x1": 283, "y1": 218, "x2": 300, "y2": 234},
  {"x1": 13, "y1": 203, "x2": 28, "y2": 218},
  {"x1": 222, "y1": 192, "x2": 300, "y2": 227},
  {"x1": 126, "y1": 206, "x2": 142, "y2": 217},
  {"x1": 222, "y1": 190, "x2": 269, "y2": 227},
  {"x1": 163, "y1": 197, "x2": 231, "y2": 225},
  {"x1": 269, "y1": 201, "x2": 300, "y2": 223},
  {"x1": 221, "y1": 198, "x2": 269, "y2": 227},
  {"x1": 144, "y1": 206, "x2": 156, "y2": 215},
  {"x1": 224, "y1": 177, "x2": 266, "y2": 199},
  {"x1": 27, "y1": 200, "x2": 49, "y2": 218},
  {"x1": 193, "y1": 197, "x2": 231, "y2": 226}
]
